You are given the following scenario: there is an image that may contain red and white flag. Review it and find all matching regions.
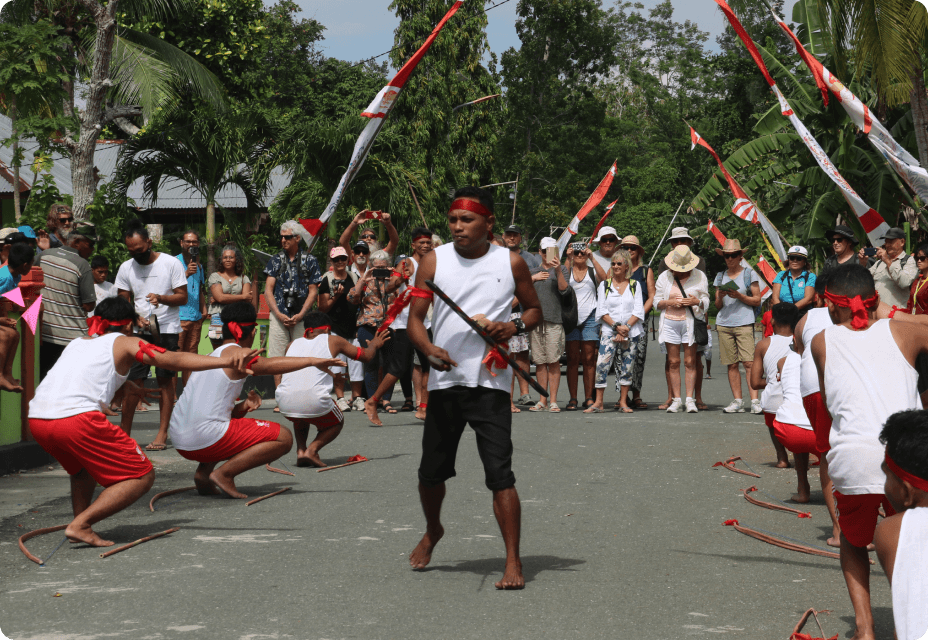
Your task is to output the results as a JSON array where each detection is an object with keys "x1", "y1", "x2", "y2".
[
  {"x1": 587, "y1": 199, "x2": 619, "y2": 247},
  {"x1": 755, "y1": 254, "x2": 778, "y2": 301},
  {"x1": 691, "y1": 127, "x2": 787, "y2": 260},
  {"x1": 716, "y1": 0, "x2": 890, "y2": 247},
  {"x1": 707, "y1": 220, "x2": 727, "y2": 246},
  {"x1": 771, "y1": 9, "x2": 928, "y2": 205},
  {"x1": 556, "y1": 162, "x2": 618, "y2": 256},
  {"x1": 301, "y1": 1, "x2": 464, "y2": 248}
]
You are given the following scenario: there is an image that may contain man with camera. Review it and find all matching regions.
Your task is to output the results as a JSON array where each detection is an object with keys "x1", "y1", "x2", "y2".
[
  {"x1": 859, "y1": 227, "x2": 917, "y2": 310},
  {"x1": 264, "y1": 220, "x2": 323, "y2": 394},
  {"x1": 318, "y1": 246, "x2": 362, "y2": 412},
  {"x1": 528, "y1": 237, "x2": 570, "y2": 412},
  {"x1": 175, "y1": 230, "x2": 209, "y2": 387}
]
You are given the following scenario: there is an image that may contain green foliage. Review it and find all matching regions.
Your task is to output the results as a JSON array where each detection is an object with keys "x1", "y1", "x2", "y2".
[
  {"x1": 85, "y1": 183, "x2": 134, "y2": 271},
  {"x1": 19, "y1": 173, "x2": 70, "y2": 230}
]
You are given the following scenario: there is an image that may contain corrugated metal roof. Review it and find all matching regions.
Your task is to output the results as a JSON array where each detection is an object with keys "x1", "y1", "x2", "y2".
[{"x1": 0, "y1": 114, "x2": 290, "y2": 210}]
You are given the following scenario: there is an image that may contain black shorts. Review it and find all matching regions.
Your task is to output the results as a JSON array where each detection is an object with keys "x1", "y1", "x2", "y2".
[
  {"x1": 383, "y1": 328, "x2": 414, "y2": 378},
  {"x1": 413, "y1": 328, "x2": 434, "y2": 373},
  {"x1": 418, "y1": 386, "x2": 515, "y2": 491},
  {"x1": 128, "y1": 333, "x2": 180, "y2": 380}
]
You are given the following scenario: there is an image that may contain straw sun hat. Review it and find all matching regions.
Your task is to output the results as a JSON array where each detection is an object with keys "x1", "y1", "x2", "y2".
[
  {"x1": 664, "y1": 245, "x2": 699, "y2": 273},
  {"x1": 714, "y1": 239, "x2": 750, "y2": 256}
]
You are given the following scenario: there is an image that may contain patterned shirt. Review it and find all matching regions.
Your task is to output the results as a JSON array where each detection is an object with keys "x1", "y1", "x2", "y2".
[
  {"x1": 348, "y1": 278, "x2": 400, "y2": 328},
  {"x1": 37, "y1": 246, "x2": 95, "y2": 345},
  {"x1": 263, "y1": 250, "x2": 322, "y2": 316}
]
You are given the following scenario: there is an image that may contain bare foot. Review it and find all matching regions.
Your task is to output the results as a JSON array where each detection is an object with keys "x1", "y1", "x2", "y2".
[
  {"x1": 194, "y1": 470, "x2": 221, "y2": 495},
  {"x1": 65, "y1": 523, "x2": 114, "y2": 547},
  {"x1": 827, "y1": 537, "x2": 841, "y2": 548},
  {"x1": 364, "y1": 398, "x2": 383, "y2": 427},
  {"x1": 775, "y1": 460, "x2": 792, "y2": 469},
  {"x1": 494, "y1": 558, "x2": 525, "y2": 590},
  {"x1": 791, "y1": 492, "x2": 811, "y2": 504},
  {"x1": 295, "y1": 456, "x2": 313, "y2": 468},
  {"x1": 304, "y1": 450, "x2": 327, "y2": 468},
  {"x1": 510, "y1": 404, "x2": 521, "y2": 414},
  {"x1": 0, "y1": 375, "x2": 23, "y2": 393},
  {"x1": 208, "y1": 470, "x2": 247, "y2": 499},
  {"x1": 849, "y1": 628, "x2": 877, "y2": 640},
  {"x1": 658, "y1": 401, "x2": 671, "y2": 410},
  {"x1": 415, "y1": 407, "x2": 428, "y2": 420},
  {"x1": 409, "y1": 526, "x2": 444, "y2": 570}
]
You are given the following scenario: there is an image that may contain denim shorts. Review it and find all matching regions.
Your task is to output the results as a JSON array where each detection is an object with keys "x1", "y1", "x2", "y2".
[{"x1": 566, "y1": 312, "x2": 601, "y2": 342}]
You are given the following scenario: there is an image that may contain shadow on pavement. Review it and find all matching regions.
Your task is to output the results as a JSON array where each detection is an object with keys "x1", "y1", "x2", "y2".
[
  {"x1": 673, "y1": 548, "x2": 845, "y2": 572},
  {"x1": 422, "y1": 554, "x2": 585, "y2": 584}
]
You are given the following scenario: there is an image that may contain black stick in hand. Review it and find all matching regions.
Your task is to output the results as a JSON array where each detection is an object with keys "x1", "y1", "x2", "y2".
[{"x1": 425, "y1": 280, "x2": 549, "y2": 398}]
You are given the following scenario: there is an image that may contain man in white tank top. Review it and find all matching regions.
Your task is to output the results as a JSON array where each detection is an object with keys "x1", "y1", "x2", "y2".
[
  {"x1": 749, "y1": 302, "x2": 798, "y2": 469},
  {"x1": 811, "y1": 264, "x2": 928, "y2": 640},
  {"x1": 170, "y1": 302, "x2": 346, "y2": 497},
  {"x1": 277, "y1": 311, "x2": 388, "y2": 468},
  {"x1": 406, "y1": 186, "x2": 542, "y2": 590},
  {"x1": 28, "y1": 296, "x2": 262, "y2": 547},
  {"x1": 874, "y1": 410, "x2": 928, "y2": 640}
]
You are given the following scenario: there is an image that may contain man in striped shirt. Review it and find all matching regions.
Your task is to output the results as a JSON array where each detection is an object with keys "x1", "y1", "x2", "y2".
[{"x1": 37, "y1": 222, "x2": 97, "y2": 379}]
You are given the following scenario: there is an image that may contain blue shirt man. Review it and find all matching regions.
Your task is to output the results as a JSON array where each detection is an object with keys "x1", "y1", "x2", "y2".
[
  {"x1": 175, "y1": 252, "x2": 205, "y2": 321},
  {"x1": 0, "y1": 265, "x2": 21, "y2": 295}
]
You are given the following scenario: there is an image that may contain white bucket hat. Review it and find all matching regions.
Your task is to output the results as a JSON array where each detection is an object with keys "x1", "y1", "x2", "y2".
[
  {"x1": 594, "y1": 226, "x2": 619, "y2": 242},
  {"x1": 668, "y1": 227, "x2": 693, "y2": 242},
  {"x1": 539, "y1": 237, "x2": 557, "y2": 250}
]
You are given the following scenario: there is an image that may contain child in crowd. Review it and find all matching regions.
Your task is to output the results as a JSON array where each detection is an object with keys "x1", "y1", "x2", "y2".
[
  {"x1": 88, "y1": 255, "x2": 117, "y2": 317},
  {"x1": 0, "y1": 243, "x2": 35, "y2": 392},
  {"x1": 874, "y1": 410, "x2": 928, "y2": 640},
  {"x1": 749, "y1": 302, "x2": 797, "y2": 469}
]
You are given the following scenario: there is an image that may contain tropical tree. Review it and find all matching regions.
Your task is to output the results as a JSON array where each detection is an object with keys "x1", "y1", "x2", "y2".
[{"x1": 112, "y1": 106, "x2": 273, "y2": 272}]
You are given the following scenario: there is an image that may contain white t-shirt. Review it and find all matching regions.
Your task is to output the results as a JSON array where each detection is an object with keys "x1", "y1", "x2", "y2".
[
  {"x1": 88, "y1": 281, "x2": 117, "y2": 317},
  {"x1": 276, "y1": 334, "x2": 337, "y2": 418},
  {"x1": 590, "y1": 251, "x2": 612, "y2": 275},
  {"x1": 114, "y1": 253, "x2": 188, "y2": 334},
  {"x1": 892, "y1": 507, "x2": 928, "y2": 640}
]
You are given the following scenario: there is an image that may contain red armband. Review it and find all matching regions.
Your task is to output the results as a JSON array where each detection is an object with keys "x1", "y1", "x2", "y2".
[
  {"x1": 889, "y1": 305, "x2": 900, "y2": 319},
  {"x1": 355, "y1": 346, "x2": 364, "y2": 360},
  {"x1": 135, "y1": 341, "x2": 167, "y2": 363},
  {"x1": 247, "y1": 356, "x2": 260, "y2": 369}
]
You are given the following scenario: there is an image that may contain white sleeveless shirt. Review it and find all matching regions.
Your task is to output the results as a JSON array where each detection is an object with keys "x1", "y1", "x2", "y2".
[
  {"x1": 892, "y1": 507, "x2": 928, "y2": 640},
  {"x1": 774, "y1": 352, "x2": 811, "y2": 428},
  {"x1": 761, "y1": 334, "x2": 793, "y2": 413},
  {"x1": 391, "y1": 260, "x2": 417, "y2": 331},
  {"x1": 824, "y1": 320, "x2": 921, "y2": 494},
  {"x1": 29, "y1": 333, "x2": 127, "y2": 420},
  {"x1": 276, "y1": 334, "x2": 336, "y2": 418},
  {"x1": 169, "y1": 344, "x2": 245, "y2": 451},
  {"x1": 428, "y1": 243, "x2": 515, "y2": 392},
  {"x1": 800, "y1": 307, "x2": 833, "y2": 397}
]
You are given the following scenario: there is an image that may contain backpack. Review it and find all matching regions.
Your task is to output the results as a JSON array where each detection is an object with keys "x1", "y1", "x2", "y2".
[{"x1": 603, "y1": 278, "x2": 636, "y2": 300}]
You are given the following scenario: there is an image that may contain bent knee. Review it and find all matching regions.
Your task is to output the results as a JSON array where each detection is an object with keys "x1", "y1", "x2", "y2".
[
  {"x1": 277, "y1": 427, "x2": 294, "y2": 449},
  {"x1": 140, "y1": 470, "x2": 156, "y2": 490}
]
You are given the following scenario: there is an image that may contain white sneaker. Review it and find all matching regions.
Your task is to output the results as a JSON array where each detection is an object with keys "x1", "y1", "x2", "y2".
[
  {"x1": 750, "y1": 399, "x2": 763, "y2": 414},
  {"x1": 666, "y1": 398, "x2": 683, "y2": 413},
  {"x1": 685, "y1": 398, "x2": 698, "y2": 413},
  {"x1": 351, "y1": 397, "x2": 366, "y2": 412},
  {"x1": 723, "y1": 399, "x2": 745, "y2": 413},
  {"x1": 336, "y1": 397, "x2": 351, "y2": 412}
]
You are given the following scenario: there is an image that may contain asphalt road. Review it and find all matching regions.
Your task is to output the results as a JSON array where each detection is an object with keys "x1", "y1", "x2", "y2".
[{"x1": 0, "y1": 339, "x2": 892, "y2": 640}]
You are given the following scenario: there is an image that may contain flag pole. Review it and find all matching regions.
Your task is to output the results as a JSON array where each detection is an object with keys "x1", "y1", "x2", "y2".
[{"x1": 647, "y1": 199, "x2": 686, "y2": 269}]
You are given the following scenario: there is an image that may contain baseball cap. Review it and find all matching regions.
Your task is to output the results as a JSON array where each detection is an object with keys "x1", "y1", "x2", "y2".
[
  {"x1": 3, "y1": 232, "x2": 28, "y2": 245},
  {"x1": 352, "y1": 241, "x2": 370, "y2": 253},
  {"x1": 539, "y1": 237, "x2": 557, "y2": 250},
  {"x1": 787, "y1": 245, "x2": 808, "y2": 258},
  {"x1": 0, "y1": 228, "x2": 19, "y2": 244},
  {"x1": 880, "y1": 227, "x2": 906, "y2": 240},
  {"x1": 504, "y1": 224, "x2": 523, "y2": 235},
  {"x1": 330, "y1": 246, "x2": 348, "y2": 259},
  {"x1": 594, "y1": 226, "x2": 619, "y2": 242},
  {"x1": 17, "y1": 225, "x2": 36, "y2": 239},
  {"x1": 72, "y1": 222, "x2": 98, "y2": 241}
]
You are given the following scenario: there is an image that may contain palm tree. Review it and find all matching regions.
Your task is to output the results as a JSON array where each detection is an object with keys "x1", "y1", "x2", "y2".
[
  {"x1": 112, "y1": 107, "x2": 273, "y2": 273},
  {"x1": 0, "y1": 0, "x2": 225, "y2": 221}
]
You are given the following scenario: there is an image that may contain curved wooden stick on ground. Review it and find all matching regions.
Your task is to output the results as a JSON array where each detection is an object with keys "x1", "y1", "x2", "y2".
[
  {"x1": 149, "y1": 486, "x2": 196, "y2": 512},
  {"x1": 317, "y1": 459, "x2": 369, "y2": 473},
  {"x1": 712, "y1": 456, "x2": 761, "y2": 478},
  {"x1": 742, "y1": 487, "x2": 812, "y2": 518},
  {"x1": 18, "y1": 524, "x2": 68, "y2": 565},
  {"x1": 790, "y1": 608, "x2": 835, "y2": 640},
  {"x1": 265, "y1": 463, "x2": 295, "y2": 476},
  {"x1": 245, "y1": 487, "x2": 291, "y2": 506},
  {"x1": 723, "y1": 520, "x2": 842, "y2": 560},
  {"x1": 100, "y1": 528, "x2": 180, "y2": 558}
]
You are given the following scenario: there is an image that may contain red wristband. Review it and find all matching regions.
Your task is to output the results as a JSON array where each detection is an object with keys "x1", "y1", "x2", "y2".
[
  {"x1": 889, "y1": 305, "x2": 899, "y2": 319},
  {"x1": 355, "y1": 346, "x2": 364, "y2": 360}
]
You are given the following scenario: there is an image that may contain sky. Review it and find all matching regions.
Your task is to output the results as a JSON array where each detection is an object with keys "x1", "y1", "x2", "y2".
[{"x1": 298, "y1": 0, "x2": 800, "y2": 67}]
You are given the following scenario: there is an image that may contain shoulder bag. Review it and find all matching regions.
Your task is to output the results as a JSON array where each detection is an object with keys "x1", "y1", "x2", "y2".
[{"x1": 676, "y1": 276, "x2": 708, "y2": 346}]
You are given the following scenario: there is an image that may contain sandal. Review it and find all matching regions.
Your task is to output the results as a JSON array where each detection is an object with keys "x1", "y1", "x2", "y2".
[
  {"x1": 565, "y1": 398, "x2": 579, "y2": 411},
  {"x1": 583, "y1": 406, "x2": 604, "y2": 413},
  {"x1": 582, "y1": 398, "x2": 595, "y2": 410},
  {"x1": 630, "y1": 398, "x2": 648, "y2": 410},
  {"x1": 696, "y1": 402, "x2": 708, "y2": 411},
  {"x1": 528, "y1": 402, "x2": 547, "y2": 412},
  {"x1": 548, "y1": 403, "x2": 561, "y2": 413},
  {"x1": 400, "y1": 399, "x2": 414, "y2": 412},
  {"x1": 614, "y1": 405, "x2": 633, "y2": 413},
  {"x1": 381, "y1": 401, "x2": 398, "y2": 414}
]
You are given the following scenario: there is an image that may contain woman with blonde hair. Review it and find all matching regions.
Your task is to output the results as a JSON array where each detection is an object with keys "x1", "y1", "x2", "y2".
[
  {"x1": 654, "y1": 245, "x2": 710, "y2": 413},
  {"x1": 584, "y1": 249, "x2": 644, "y2": 413}
]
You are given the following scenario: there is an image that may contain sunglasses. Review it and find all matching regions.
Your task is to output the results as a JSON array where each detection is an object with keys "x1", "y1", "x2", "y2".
[
  {"x1": 600, "y1": 237, "x2": 618, "y2": 243},
  {"x1": 619, "y1": 245, "x2": 638, "y2": 250},
  {"x1": 788, "y1": 255, "x2": 805, "y2": 261},
  {"x1": 360, "y1": 234, "x2": 376, "y2": 240},
  {"x1": 612, "y1": 261, "x2": 625, "y2": 266},
  {"x1": 59, "y1": 216, "x2": 74, "y2": 223},
  {"x1": 280, "y1": 234, "x2": 297, "y2": 240},
  {"x1": 918, "y1": 255, "x2": 928, "y2": 262},
  {"x1": 332, "y1": 256, "x2": 348, "y2": 262},
  {"x1": 353, "y1": 249, "x2": 370, "y2": 255},
  {"x1": 723, "y1": 253, "x2": 741, "y2": 259}
]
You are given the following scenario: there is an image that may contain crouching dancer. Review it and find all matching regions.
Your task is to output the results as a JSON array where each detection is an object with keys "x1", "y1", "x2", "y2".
[
  {"x1": 27, "y1": 296, "x2": 261, "y2": 547},
  {"x1": 169, "y1": 302, "x2": 345, "y2": 497},
  {"x1": 406, "y1": 186, "x2": 542, "y2": 589},
  {"x1": 276, "y1": 311, "x2": 389, "y2": 467}
]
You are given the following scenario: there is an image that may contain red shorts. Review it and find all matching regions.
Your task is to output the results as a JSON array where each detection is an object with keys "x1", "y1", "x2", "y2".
[
  {"x1": 178, "y1": 418, "x2": 281, "y2": 464},
  {"x1": 802, "y1": 392, "x2": 833, "y2": 454},
  {"x1": 764, "y1": 412, "x2": 775, "y2": 429},
  {"x1": 288, "y1": 407, "x2": 343, "y2": 431},
  {"x1": 29, "y1": 413, "x2": 153, "y2": 487},
  {"x1": 833, "y1": 491, "x2": 896, "y2": 548},
  {"x1": 772, "y1": 419, "x2": 817, "y2": 454}
]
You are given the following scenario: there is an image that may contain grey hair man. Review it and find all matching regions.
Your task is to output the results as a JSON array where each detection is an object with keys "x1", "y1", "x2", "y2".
[{"x1": 263, "y1": 220, "x2": 323, "y2": 393}]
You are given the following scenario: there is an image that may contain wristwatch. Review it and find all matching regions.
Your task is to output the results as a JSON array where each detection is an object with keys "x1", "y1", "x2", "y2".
[{"x1": 512, "y1": 318, "x2": 527, "y2": 335}]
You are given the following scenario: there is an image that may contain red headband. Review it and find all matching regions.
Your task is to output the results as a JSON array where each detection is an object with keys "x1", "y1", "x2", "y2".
[
  {"x1": 412, "y1": 231, "x2": 432, "y2": 242},
  {"x1": 823, "y1": 288, "x2": 879, "y2": 330},
  {"x1": 304, "y1": 325, "x2": 331, "y2": 338},
  {"x1": 87, "y1": 316, "x2": 133, "y2": 336},
  {"x1": 886, "y1": 452, "x2": 928, "y2": 492},
  {"x1": 449, "y1": 198, "x2": 494, "y2": 240},
  {"x1": 227, "y1": 322, "x2": 256, "y2": 340}
]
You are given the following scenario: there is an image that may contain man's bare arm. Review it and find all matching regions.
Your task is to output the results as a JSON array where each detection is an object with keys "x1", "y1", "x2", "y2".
[
  {"x1": 749, "y1": 338, "x2": 769, "y2": 390},
  {"x1": 793, "y1": 314, "x2": 808, "y2": 355},
  {"x1": 408, "y1": 252, "x2": 456, "y2": 370},
  {"x1": 811, "y1": 332, "x2": 828, "y2": 408},
  {"x1": 383, "y1": 213, "x2": 399, "y2": 258}
]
